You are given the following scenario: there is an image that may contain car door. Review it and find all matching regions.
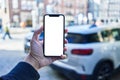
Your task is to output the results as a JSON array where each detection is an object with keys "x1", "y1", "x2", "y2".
[
  {"x1": 111, "y1": 28, "x2": 120, "y2": 64},
  {"x1": 101, "y1": 30, "x2": 118, "y2": 62}
]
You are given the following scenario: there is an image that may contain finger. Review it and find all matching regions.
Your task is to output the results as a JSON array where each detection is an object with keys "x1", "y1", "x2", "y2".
[
  {"x1": 51, "y1": 55, "x2": 66, "y2": 62},
  {"x1": 64, "y1": 47, "x2": 67, "y2": 51},
  {"x1": 32, "y1": 26, "x2": 43, "y2": 40},
  {"x1": 60, "y1": 55, "x2": 67, "y2": 59},
  {"x1": 51, "y1": 57, "x2": 60, "y2": 62},
  {"x1": 64, "y1": 39, "x2": 68, "y2": 44},
  {"x1": 39, "y1": 40, "x2": 43, "y2": 45},
  {"x1": 65, "y1": 29, "x2": 68, "y2": 33}
]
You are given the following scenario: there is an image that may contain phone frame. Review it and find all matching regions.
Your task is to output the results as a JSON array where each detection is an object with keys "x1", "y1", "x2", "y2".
[{"x1": 43, "y1": 14, "x2": 65, "y2": 57}]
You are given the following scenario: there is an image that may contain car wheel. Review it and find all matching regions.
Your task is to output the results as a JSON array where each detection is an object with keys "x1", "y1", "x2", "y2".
[{"x1": 93, "y1": 62, "x2": 113, "y2": 80}]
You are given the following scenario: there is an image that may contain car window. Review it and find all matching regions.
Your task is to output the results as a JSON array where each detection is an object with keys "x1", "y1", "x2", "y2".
[
  {"x1": 66, "y1": 33, "x2": 100, "y2": 44},
  {"x1": 66, "y1": 33, "x2": 85, "y2": 43},
  {"x1": 86, "y1": 33, "x2": 100, "y2": 43},
  {"x1": 101, "y1": 30, "x2": 114, "y2": 42},
  {"x1": 101, "y1": 28, "x2": 120, "y2": 42},
  {"x1": 111, "y1": 28, "x2": 120, "y2": 41}
]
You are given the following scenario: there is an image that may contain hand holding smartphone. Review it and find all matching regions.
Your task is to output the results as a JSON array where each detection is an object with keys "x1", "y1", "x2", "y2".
[{"x1": 43, "y1": 14, "x2": 65, "y2": 56}]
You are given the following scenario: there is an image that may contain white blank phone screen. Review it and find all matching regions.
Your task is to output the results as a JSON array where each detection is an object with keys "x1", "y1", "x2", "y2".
[{"x1": 44, "y1": 15, "x2": 64, "y2": 56}]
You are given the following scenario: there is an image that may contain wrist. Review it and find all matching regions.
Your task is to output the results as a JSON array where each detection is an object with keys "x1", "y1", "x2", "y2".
[{"x1": 25, "y1": 54, "x2": 40, "y2": 70}]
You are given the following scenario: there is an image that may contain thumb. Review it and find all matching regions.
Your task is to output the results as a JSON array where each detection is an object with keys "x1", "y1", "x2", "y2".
[{"x1": 32, "y1": 27, "x2": 43, "y2": 41}]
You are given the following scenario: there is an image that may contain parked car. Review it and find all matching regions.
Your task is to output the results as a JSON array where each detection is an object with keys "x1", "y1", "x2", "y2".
[
  {"x1": 67, "y1": 21, "x2": 77, "y2": 26},
  {"x1": 51, "y1": 23, "x2": 120, "y2": 80},
  {"x1": 24, "y1": 29, "x2": 44, "y2": 53}
]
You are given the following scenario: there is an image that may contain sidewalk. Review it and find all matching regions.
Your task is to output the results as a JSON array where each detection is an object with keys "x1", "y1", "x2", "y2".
[{"x1": 10, "y1": 27, "x2": 32, "y2": 34}]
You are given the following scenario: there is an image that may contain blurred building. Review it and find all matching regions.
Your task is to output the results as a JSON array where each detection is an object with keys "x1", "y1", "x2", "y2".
[
  {"x1": 88, "y1": 0, "x2": 100, "y2": 20},
  {"x1": 99, "y1": 0, "x2": 120, "y2": 23},
  {"x1": 0, "y1": 0, "x2": 34, "y2": 27},
  {"x1": 0, "y1": 0, "x2": 9, "y2": 27},
  {"x1": 44, "y1": 0, "x2": 88, "y2": 16},
  {"x1": 44, "y1": 0, "x2": 88, "y2": 24}
]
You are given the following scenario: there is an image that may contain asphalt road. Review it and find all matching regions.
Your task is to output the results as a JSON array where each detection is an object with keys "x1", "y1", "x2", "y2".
[{"x1": 0, "y1": 33, "x2": 67, "y2": 80}]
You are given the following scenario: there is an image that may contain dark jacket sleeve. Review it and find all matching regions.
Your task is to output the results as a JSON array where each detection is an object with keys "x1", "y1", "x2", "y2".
[{"x1": 0, "y1": 62, "x2": 40, "y2": 80}]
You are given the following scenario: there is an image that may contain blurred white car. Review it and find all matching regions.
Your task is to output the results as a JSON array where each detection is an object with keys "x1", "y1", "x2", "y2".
[{"x1": 51, "y1": 23, "x2": 120, "y2": 80}]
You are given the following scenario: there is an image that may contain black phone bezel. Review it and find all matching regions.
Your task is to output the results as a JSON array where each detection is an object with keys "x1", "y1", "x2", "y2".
[{"x1": 43, "y1": 14, "x2": 65, "y2": 57}]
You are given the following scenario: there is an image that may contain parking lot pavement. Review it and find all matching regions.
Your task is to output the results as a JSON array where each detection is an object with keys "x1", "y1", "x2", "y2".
[
  {"x1": 0, "y1": 50, "x2": 25, "y2": 75},
  {"x1": 0, "y1": 50, "x2": 67, "y2": 80}
]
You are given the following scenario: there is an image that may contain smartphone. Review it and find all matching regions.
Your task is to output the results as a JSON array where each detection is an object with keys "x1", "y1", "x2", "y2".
[{"x1": 43, "y1": 14, "x2": 65, "y2": 56}]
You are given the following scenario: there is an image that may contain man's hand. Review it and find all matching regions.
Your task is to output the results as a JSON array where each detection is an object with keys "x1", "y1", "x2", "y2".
[{"x1": 25, "y1": 27, "x2": 67, "y2": 70}]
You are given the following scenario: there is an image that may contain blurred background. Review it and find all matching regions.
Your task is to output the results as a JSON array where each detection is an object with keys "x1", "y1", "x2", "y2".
[{"x1": 0, "y1": 0, "x2": 120, "y2": 80}]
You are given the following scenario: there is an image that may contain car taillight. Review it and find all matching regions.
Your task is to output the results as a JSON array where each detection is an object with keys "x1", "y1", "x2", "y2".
[{"x1": 71, "y1": 49, "x2": 93, "y2": 55}]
